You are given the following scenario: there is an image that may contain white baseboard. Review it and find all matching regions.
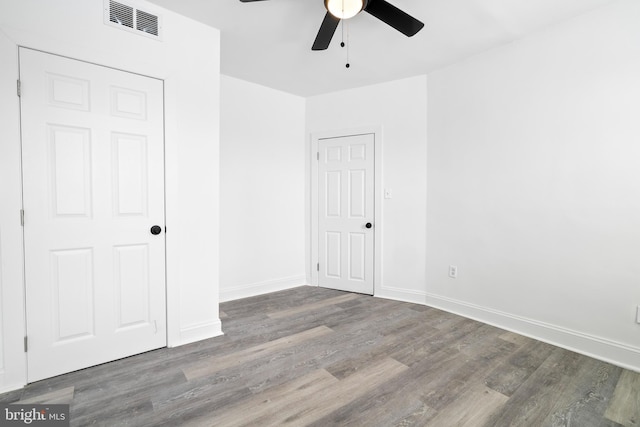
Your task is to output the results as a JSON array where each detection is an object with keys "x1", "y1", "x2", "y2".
[
  {"x1": 0, "y1": 382, "x2": 25, "y2": 395},
  {"x1": 375, "y1": 286, "x2": 640, "y2": 373},
  {"x1": 173, "y1": 319, "x2": 224, "y2": 347},
  {"x1": 220, "y1": 275, "x2": 306, "y2": 302},
  {"x1": 424, "y1": 292, "x2": 640, "y2": 373},
  {"x1": 376, "y1": 285, "x2": 427, "y2": 305}
]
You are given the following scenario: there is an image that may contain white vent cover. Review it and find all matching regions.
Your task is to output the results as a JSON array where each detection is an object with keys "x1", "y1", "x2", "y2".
[{"x1": 104, "y1": 0, "x2": 162, "y2": 40}]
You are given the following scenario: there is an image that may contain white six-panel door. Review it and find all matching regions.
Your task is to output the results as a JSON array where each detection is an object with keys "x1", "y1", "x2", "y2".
[
  {"x1": 318, "y1": 134, "x2": 375, "y2": 294},
  {"x1": 20, "y1": 48, "x2": 167, "y2": 382}
]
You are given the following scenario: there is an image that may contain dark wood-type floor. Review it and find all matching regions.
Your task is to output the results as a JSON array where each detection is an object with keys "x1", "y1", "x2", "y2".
[{"x1": 1, "y1": 286, "x2": 639, "y2": 426}]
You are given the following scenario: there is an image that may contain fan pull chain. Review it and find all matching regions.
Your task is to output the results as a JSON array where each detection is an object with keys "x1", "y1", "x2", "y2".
[
  {"x1": 338, "y1": 3, "x2": 350, "y2": 69},
  {"x1": 339, "y1": 20, "x2": 350, "y2": 69},
  {"x1": 345, "y1": 20, "x2": 350, "y2": 68}
]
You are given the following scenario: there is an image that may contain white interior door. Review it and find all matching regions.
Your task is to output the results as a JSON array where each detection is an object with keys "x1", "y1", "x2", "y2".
[
  {"x1": 318, "y1": 134, "x2": 375, "y2": 295},
  {"x1": 20, "y1": 48, "x2": 167, "y2": 382}
]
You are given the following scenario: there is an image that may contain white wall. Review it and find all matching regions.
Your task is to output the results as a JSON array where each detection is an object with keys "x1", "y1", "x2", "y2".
[
  {"x1": 0, "y1": 0, "x2": 222, "y2": 392},
  {"x1": 0, "y1": 24, "x2": 25, "y2": 392},
  {"x1": 306, "y1": 76, "x2": 429, "y2": 302},
  {"x1": 220, "y1": 76, "x2": 306, "y2": 301},
  {"x1": 426, "y1": 0, "x2": 640, "y2": 370}
]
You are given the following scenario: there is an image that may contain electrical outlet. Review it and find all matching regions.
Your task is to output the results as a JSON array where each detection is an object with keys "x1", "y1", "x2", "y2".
[
  {"x1": 448, "y1": 265, "x2": 458, "y2": 279},
  {"x1": 384, "y1": 189, "x2": 392, "y2": 199}
]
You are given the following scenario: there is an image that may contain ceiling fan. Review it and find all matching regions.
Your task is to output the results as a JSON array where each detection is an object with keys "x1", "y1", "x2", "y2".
[{"x1": 239, "y1": 0, "x2": 424, "y2": 51}]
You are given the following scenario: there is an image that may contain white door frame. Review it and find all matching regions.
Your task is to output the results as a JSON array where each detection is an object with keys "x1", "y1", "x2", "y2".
[{"x1": 310, "y1": 126, "x2": 383, "y2": 294}]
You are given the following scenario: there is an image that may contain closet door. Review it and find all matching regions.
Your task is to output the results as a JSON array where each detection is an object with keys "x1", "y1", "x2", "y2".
[
  {"x1": 318, "y1": 133, "x2": 375, "y2": 295},
  {"x1": 20, "y1": 48, "x2": 167, "y2": 382}
]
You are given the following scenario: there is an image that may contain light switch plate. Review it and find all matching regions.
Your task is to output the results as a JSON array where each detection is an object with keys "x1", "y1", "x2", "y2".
[{"x1": 448, "y1": 265, "x2": 457, "y2": 278}]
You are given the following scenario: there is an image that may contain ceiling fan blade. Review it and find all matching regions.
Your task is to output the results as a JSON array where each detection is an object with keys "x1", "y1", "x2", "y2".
[
  {"x1": 312, "y1": 12, "x2": 340, "y2": 51},
  {"x1": 364, "y1": 0, "x2": 424, "y2": 37}
]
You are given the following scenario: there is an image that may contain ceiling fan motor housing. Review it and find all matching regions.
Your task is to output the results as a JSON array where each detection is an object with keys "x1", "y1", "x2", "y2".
[{"x1": 324, "y1": 0, "x2": 369, "y2": 20}]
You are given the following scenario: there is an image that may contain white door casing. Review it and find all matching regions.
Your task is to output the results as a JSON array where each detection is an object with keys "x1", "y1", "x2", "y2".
[
  {"x1": 20, "y1": 48, "x2": 167, "y2": 382},
  {"x1": 318, "y1": 134, "x2": 375, "y2": 294}
]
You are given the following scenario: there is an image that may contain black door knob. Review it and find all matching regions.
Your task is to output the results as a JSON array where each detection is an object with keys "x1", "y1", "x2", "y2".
[
  {"x1": 365, "y1": 223, "x2": 372, "y2": 229},
  {"x1": 150, "y1": 225, "x2": 162, "y2": 235}
]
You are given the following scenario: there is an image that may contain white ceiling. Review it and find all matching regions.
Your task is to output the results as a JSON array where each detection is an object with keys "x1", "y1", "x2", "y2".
[{"x1": 148, "y1": 0, "x2": 617, "y2": 97}]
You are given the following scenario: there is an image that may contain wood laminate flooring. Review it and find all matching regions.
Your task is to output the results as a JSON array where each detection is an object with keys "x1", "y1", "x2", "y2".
[{"x1": 1, "y1": 286, "x2": 638, "y2": 426}]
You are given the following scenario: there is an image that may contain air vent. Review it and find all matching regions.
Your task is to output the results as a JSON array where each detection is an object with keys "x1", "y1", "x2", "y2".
[
  {"x1": 104, "y1": 0, "x2": 162, "y2": 40},
  {"x1": 136, "y1": 10, "x2": 158, "y2": 36},
  {"x1": 109, "y1": 1, "x2": 134, "y2": 28}
]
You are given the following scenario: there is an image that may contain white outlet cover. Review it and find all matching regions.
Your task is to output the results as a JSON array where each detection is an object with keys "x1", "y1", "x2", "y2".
[{"x1": 384, "y1": 189, "x2": 392, "y2": 199}]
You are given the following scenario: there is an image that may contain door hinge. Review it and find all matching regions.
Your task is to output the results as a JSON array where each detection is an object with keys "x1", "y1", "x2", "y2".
[
  {"x1": 317, "y1": 262, "x2": 319, "y2": 272},
  {"x1": 17, "y1": 80, "x2": 21, "y2": 97},
  {"x1": 317, "y1": 152, "x2": 319, "y2": 161},
  {"x1": 20, "y1": 209, "x2": 24, "y2": 226},
  {"x1": 24, "y1": 336, "x2": 28, "y2": 352}
]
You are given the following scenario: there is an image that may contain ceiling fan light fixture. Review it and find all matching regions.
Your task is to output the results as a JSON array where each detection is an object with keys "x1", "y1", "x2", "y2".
[{"x1": 325, "y1": 0, "x2": 365, "y2": 20}]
